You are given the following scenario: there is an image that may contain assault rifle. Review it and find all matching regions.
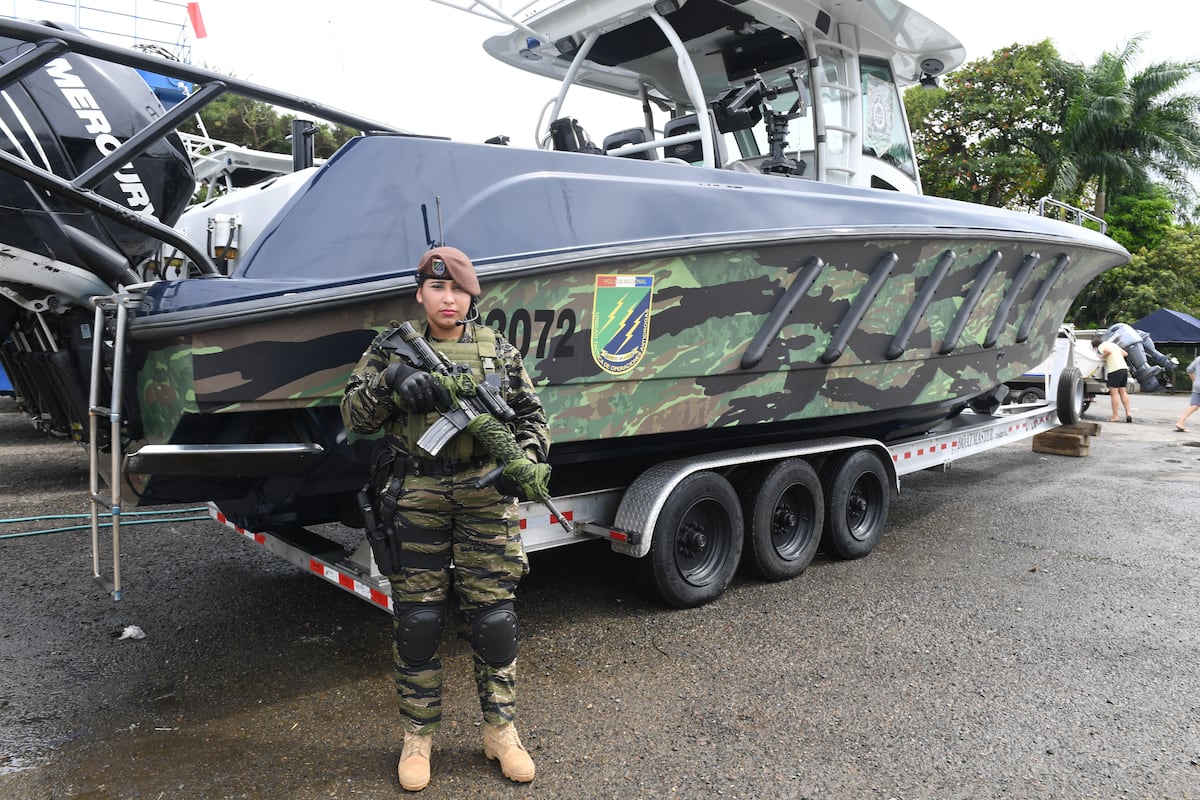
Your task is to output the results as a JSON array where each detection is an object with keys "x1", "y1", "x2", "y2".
[
  {"x1": 378, "y1": 322, "x2": 515, "y2": 455},
  {"x1": 378, "y1": 322, "x2": 573, "y2": 533}
]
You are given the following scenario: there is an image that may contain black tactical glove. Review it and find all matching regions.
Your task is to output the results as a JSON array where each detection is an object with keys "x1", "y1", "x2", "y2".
[{"x1": 384, "y1": 362, "x2": 451, "y2": 413}]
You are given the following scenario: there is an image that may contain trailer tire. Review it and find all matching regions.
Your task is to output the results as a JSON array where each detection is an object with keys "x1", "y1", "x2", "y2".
[
  {"x1": 740, "y1": 458, "x2": 823, "y2": 582},
  {"x1": 1016, "y1": 387, "x2": 1045, "y2": 404},
  {"x1": 1056, "y1": 366, "x2": 1084, "y2": 426},
  {"x1": 821, "y1": 449, "x2": 889, "y2": 560},
  {"x1": 636, "y1": 471, "x2": 743, "y2": 608}
]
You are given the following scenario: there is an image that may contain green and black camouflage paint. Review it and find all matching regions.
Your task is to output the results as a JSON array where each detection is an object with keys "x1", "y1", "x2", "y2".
[{"x1": 124, "y1": 231, "x2": 1118, "y2": 517}]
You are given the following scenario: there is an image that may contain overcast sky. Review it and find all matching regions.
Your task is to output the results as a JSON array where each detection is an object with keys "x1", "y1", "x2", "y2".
[{"x1": 10, "y1": 1, "x2": 1198, "y2": 147}]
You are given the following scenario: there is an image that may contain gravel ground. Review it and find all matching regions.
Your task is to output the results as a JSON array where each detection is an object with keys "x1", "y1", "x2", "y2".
[{"x1": 1, "y1": 392, "x2": 1198, "y2": 799}]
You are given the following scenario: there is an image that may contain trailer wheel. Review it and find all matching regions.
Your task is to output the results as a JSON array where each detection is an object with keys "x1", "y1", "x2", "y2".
[
  {"x1": 1016, "y1": 387, "x2": 1045, "y2": 404},
  {"x1": 637, "y1": 471, "x2": 743, "y2": 608},
  {"x1": 821, "y1": 449, "x2": 889, "y2": 560},
  {"x1": 741, "y1": 458, "x2": 823, "y2": 582},
  {"x1": 1056, "y1": 366, "x2": 1084, "y2": 425}
]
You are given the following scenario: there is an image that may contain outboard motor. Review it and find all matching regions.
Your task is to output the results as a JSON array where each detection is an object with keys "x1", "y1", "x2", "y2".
[
  {"x1": 1133, "y1": 364, "x2": 1165, "y2": 393},
  {"x1": 0, "y1": 21, "x2": 195, "y2": 286}
]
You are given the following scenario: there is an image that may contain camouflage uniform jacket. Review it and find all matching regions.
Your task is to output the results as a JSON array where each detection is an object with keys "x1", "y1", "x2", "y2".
[{"x1": 340, "y1": 320, "x2": 550, "y2": 464}]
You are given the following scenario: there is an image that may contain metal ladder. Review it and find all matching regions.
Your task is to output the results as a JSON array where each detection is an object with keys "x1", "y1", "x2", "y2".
[
  {"x1": 86, "y1": 289, "x2": 140, "y2": 601},
  {"x1": 804, "y1": 30, "x2": 862, "y2": 185}
]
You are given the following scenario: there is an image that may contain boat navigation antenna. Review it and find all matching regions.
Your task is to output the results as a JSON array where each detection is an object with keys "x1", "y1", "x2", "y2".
[
  {"x1": 420, "y1": 197, "x2": 448, "y2": 248},
  {"x1": 436, "y1": 196, "x2": 445, "y2": 247}
]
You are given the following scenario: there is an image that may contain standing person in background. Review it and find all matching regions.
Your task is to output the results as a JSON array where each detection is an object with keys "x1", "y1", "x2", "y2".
[
  {"x1": 1092, "y1": 335, "x2": 1134, "y2": 423},
  {"x1": 341, "y1": 246, "x2": 550, "y2": 791},
  {"x1": 1174, "y1": 355, "x2": 1200, "y2": 432}
]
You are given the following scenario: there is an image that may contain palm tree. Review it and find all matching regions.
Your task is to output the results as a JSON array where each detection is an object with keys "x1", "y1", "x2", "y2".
[{"x1": 1051, "y1": 36, "x2": 1200, "y2": 219}]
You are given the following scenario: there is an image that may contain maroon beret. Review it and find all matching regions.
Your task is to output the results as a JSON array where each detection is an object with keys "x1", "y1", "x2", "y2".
[{"x1": 417, "y1": 246, "x2": 480, "y2": 297}]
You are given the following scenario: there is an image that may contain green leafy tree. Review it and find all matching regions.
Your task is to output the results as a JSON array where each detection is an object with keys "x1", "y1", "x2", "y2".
[
  {"x1": 1051, "y1": 36, "x2": 1200, "y2": 219},
  {"x1": 313, "y1": 123, "x2": 359, "y2": 159},
  {"x1": 1070, "y1": 224, "x2": 1200, "y2": 326},
  {"x1": 192, "y1": 93, "x2": 288, "y2": 152},
  {"x1": 906, "y1": 41, "x2": 1067, "y2": 209},
  {"x1": 1101, "y1": 189, "x2": 1177, "y2": 252},
  {"x1": 186, "y1": 92, "x2": 356, "y2": 159},
  {"x1": 177, "y1": 86, "x2": 358, "y2": 202}
]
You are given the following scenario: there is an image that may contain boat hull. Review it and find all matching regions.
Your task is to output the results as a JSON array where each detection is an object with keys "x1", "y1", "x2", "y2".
[{"x1": 121, "y1": 219, "x2": 1120, "y2": 522}]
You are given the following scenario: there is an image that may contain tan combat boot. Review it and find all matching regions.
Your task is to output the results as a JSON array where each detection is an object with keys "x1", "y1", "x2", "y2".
[
  {"x1": 397, "y1": 732, "x2": 433, "y2": 791},
  {"x1": 482, "y1": 722, "x2": 535, "y2": 783}
]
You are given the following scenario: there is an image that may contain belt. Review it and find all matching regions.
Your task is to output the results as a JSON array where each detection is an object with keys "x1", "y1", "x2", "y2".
[{"x1": 404, "y1": 455, "x2": 492, "y2": 476}]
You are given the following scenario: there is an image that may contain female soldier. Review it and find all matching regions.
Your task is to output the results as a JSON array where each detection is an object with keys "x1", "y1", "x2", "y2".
[{"x1": 341, "y1": 246, "x2": 549, "y2": 791}]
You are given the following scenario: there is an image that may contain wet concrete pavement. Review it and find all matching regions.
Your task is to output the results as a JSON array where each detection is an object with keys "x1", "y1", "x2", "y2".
[{"x1": 1, "y1": 392, "x2": 1198, "y2": 799}]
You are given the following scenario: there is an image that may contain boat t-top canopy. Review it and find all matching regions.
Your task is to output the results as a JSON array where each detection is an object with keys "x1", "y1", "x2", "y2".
[
  {"x1": 432, "y1": 0, "x2": 964, "y2": 185},
  {"x1": 438, "y1": 0, "x2": 963, "y2": 96}
]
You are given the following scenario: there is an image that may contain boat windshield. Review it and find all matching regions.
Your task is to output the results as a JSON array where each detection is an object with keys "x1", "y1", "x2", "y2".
[
  {"x1": 725, "y1": 53, "x2": 915, "y2": 185},
  {"x1": 860, "y1": 60, "x2": 916, "y2": 181}
]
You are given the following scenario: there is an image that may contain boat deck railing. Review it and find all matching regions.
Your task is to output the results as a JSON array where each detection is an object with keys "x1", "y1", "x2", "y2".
[
  {"x1": 1038, "y1": 196, "x2": 1107, "y2": 234},
  {"x1": 428, "y1": 0, "x2": 544, "y2": 34}
]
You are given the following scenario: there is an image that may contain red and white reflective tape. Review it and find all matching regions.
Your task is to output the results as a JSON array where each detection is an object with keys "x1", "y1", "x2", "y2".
[
  {"x1": 207, "y1": 504, "x2": 393, "y2": 613},
  {"x1": 517, "y1": 508, "x2": 573, "y2": 530},
  {"x1": 209, "y1": 506, "x2": 267, "y2": 545},
  {"x1": 892, "y1": 441, "x2": 953, "y2": 463},
  {"x1": 309, "y1": 560, "x2": 392, "y2": 612}
]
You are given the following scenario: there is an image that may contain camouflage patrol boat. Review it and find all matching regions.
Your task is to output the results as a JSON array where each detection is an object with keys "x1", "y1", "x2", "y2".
[{"x1": 0, "y1": 0, "x2": 1127, "y2": 533}]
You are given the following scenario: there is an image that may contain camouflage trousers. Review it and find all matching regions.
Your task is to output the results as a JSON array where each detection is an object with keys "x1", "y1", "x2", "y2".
[{"x1": 383, "y1": 463, "x2": 528, "y2": 735}]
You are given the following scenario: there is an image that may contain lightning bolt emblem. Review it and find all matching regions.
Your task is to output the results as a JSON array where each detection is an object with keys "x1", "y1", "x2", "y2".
[
  {"x1": 599, "y1": 294, "x2": 627, "y2": 338},
  {"x1": 617, "y1": 307, "x2": 640, "y2": 350},
  {"x1": 591, "y1": 274, "x2": 655, "y2": 376}
]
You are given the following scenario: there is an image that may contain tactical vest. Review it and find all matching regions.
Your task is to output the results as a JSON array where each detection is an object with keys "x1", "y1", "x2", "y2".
[{"x1": 402, "y1": 322, "x2": 500, "y2": 462}]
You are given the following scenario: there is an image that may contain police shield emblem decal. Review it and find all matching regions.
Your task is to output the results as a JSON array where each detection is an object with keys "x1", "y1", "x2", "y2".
[{"x1": 591, "y1": 275, "x2": 654, "y2": 375}]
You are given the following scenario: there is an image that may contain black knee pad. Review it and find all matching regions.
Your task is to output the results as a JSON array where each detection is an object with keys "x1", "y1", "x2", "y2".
[
  {"x1": 394, "y1": 603, "x2": 446, "y2": 667},
  {"x1": 469, "y1": 601, "x2": 518, "y2": 668}
]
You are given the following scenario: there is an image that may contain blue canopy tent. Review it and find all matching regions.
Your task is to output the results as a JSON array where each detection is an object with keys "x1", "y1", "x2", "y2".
[
  {"x1": 1133, "y1": 308, "x2": 1200, "y2": 345},
  {"x1": 0, "y1": 364, "x2": 11, "y2": 395}
]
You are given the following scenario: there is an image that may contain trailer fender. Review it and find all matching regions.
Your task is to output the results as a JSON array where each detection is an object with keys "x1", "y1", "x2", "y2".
[{"x1": 610, "y1": 437, "x2": 895, "y2": 558}]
